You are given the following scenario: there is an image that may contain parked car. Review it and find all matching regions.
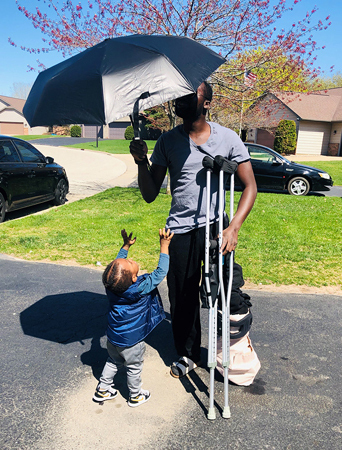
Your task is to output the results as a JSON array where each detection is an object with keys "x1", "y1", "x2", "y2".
[
  {"x1": 0, "y1": 135, "x2": 69, "y2": 222},
  {"x1": 237, "y1": 143, "x2": 333, "y2": 196}
]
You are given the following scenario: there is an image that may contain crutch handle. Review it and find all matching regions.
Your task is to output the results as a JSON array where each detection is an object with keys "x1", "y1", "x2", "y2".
[
  {"x1": 214, "y1": 156, "x2": 238, "y2": 175},
  {"x1": 202, "y1": 156, "x2": 215, "y2": 171}
]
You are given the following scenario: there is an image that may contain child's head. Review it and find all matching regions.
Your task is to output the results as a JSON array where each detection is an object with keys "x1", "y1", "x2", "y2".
[{"x1": 102, "y1": 258, "x2": 139, "y2": 294}]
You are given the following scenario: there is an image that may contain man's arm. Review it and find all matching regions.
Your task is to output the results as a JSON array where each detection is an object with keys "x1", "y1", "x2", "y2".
[
  {"x1": 130, "y1": 139, "x2": 167, "y2": 203},
  {"x1": 221, "y1": 160, "x2": 257, "y2": 255},
  {"x1": 137, "y1": 163, "x2": 167, "y2": 203}
]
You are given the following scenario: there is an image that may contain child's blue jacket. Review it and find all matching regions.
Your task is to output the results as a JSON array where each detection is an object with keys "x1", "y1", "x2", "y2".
[{"x1": 106, "y1": 250, "x2": 168, "y2": 347}]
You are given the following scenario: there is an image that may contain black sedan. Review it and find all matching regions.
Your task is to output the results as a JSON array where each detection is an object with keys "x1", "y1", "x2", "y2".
[
  {"x1": 238, "y1": 143, "x2": 333, "y2": 196},
  {"x1": 0, "y1": 135, "x2": 69, "y2": 222}
]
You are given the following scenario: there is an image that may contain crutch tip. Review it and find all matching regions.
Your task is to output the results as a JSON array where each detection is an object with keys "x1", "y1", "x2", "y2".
[
  {"x1": 222, "y1": 406, "x2": 231, "y2": 419},
  {"x1": 207, "y1": 408, "x2": 216, "y2": 420}
]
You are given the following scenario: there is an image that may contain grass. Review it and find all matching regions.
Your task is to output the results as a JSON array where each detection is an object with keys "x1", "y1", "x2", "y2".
[
  {"x1": 66, "y1": 139, "x2": 157, "y2": 154},
  {"x1": 13, "y1": 135, "x2": 58, "y2": 141},
  {"x1": 296, "y1": 161, "x2": 342, "y2": 186},
  {"x1": 0, "y1": 187, "x2": 341, "y2": 289}
]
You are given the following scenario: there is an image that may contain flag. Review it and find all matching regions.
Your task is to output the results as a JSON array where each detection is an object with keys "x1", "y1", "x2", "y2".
[{"x1": 244, "y1": 70, "x2": 257, "y2": 87}]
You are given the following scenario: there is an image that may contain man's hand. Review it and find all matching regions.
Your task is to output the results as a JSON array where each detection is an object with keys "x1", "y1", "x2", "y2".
[
  {"x1": 121, "y1": 229, "x2": 136, "y2": 250},
  {"x1": 129, "y1": 139, "x2": 148, "y2": 163},
  {"x1": 220, "y1": 226, "x2": 238, "y2": 255}
]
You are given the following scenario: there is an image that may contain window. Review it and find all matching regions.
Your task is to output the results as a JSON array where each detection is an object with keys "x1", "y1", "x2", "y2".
[
  {"x1": 247, "y1": 146, "x2": 276, "y2": 164},
  {"x1": 14, "y1": 140, "x2": 45, "y2": 163},
  {"x1": 0, "y1": 140, "x2": 21, "y2": 163}
]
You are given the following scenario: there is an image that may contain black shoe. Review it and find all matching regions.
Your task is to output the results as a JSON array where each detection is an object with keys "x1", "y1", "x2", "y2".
[
  {"x1": 127, "y1": 389, "x2": 151, "y2": 407},
  {"x1": 170, "y1": 357, "x2": 201, "y2": 378},
  {"x1": 93, "y1": 384, "x2": 118, "y2": 402}
]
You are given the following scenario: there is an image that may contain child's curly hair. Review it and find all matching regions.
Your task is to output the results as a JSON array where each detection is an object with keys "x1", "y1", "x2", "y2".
[{"x1": 102, "y1": 260, "x2": 133, "y2": 295}]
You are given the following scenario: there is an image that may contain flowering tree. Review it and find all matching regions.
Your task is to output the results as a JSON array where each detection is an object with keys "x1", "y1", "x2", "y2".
[
  {"x1": 11, "y1": 0, "x2": 330, "y2": 129},
  {"x1": 211, "y1": 47, "x2": 320, "y2": 133}
]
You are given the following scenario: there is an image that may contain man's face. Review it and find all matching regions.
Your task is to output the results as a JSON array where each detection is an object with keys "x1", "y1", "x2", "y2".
[{"x1": 175, "y1": 84, "x2": 209, "y2": 121}]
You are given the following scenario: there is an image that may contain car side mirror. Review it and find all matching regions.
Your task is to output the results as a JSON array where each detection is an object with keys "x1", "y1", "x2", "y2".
[
  {"x1": 272, "y1": 159, "x2": 282, "y2": 166},
  {"x1": 45, "y1": 156, "x2": 54, "y2": 164}
]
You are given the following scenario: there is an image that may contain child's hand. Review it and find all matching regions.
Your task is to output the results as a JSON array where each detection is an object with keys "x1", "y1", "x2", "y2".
[
  {"x1": 121, "y1": 229, "x2": 136, "y2": 250},
  {"x1": 159, "y1": 228, "x2": 174, "y2": 254}
]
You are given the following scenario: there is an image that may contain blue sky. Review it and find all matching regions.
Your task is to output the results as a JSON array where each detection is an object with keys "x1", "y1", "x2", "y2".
[{"x1": 0, "y1": 0, "x2": 341, "y2": 97}]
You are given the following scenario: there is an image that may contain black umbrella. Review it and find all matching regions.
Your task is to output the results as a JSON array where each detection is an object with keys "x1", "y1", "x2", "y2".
[{"x1": 23, "y1": 34, "x2": 225, "y2": 132}]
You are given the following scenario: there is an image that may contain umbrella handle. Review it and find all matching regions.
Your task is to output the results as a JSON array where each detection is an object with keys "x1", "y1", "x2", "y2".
[{"x1": 131, "y1": 91, "x2": 150, "y2": 140}]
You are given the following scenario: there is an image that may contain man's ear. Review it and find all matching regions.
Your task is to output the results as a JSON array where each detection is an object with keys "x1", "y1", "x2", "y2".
[
  {"x1": 203, "y1": 100, "x2": 211, "y2": 115},
  {"x1": 132, "y1": 274, "x2": 138, "y2": 283}
]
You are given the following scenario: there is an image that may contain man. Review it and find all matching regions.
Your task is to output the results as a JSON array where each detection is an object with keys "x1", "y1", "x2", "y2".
[{"x1": 130, "y1": 81, "x2": 258, "y2": 380}]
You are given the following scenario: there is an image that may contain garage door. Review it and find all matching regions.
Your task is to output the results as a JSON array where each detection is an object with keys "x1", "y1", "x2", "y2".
[
  {"x1": 296, "y1": 121, "x2": 331, "y2": 155},
  {"x1": 0, "y1": 122, "x2": 24, "y2": 135},
  {"x1": 109, "y1": 122, "x2": 130, "y2": 139},
  {"x1": 82, "y1": 125, "x2": 103, "y2": 138}
]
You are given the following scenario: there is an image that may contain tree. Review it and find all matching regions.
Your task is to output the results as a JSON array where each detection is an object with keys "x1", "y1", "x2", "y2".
[
  {"x1": 12, "y1": 0, "x2": 330, "y2": 96},
  {"x1": 210, "y1": 47, "x2": 319, "y2": 132},
  {"x1": 273, "y1": 119, "x2": 297, "y2": 155},
  {"x1": 314, "y1": 71, "x2": 342, "y2": 89},
  {"x1": 10, "y1": 82, "x2": 32, "y2": 99}
]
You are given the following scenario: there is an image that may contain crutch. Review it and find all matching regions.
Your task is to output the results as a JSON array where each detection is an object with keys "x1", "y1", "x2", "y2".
[
  {"x1": 202, "y1": 156, "x2": 218, "y2": 420},
  {"x1": 214, "y1": 155, "x2": 238, "y2": 419},
  {"x1": 202, "y1": 155, "x2": 237, "y2": 420}
]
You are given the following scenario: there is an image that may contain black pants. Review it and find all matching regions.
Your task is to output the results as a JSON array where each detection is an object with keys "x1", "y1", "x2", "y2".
[{"x1": 167, "y1": 224, "x2": 251, "y2": 362}]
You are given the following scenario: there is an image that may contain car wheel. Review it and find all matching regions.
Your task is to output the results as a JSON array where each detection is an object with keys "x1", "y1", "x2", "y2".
[
  {"x1": 54, "y1": 179, "x2": 68, "y2": 205},
  {"x1": 0, "y1": 193, "x2": 6, "y2": 223},
  {"x1": 287, "y1": 177, "x2": 310, "y2": 196}
]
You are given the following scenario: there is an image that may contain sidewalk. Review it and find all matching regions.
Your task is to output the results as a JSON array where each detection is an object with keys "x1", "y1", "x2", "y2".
[{"x1": 288, "y1": 154, "x2": 341, "y2": 161}]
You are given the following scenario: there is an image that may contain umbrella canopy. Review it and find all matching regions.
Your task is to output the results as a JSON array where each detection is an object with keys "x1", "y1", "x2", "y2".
[{"x1": 23, "y1": 34, "x2": 225, "y2": 127}]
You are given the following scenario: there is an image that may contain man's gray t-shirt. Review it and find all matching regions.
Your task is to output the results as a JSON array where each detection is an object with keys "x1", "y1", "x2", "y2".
[{"x1": 150, "y1": 122, "x2": 250, "y2": 234}]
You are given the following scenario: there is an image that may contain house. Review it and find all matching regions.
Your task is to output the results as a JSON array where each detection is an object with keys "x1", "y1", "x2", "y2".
[
  {"x1": 0, "y1": 95, "x2": 48, "y2": 136},
  {"x1": 82, "y1": 116, "x2": 132, "y2": 139},
  {"x1": 247, "y1": 88, "x2": 342, "y2": 156},
  {"x1": 82, "y1": 116, "x2": 161, "y2": 140},
  {"x1": 1, "y1": 94, "x2": 160, "y2": 140}
]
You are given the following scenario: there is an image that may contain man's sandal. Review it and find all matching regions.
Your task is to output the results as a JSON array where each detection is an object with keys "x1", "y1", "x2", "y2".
[{"x1": 170, "y1": 357, "x2": 201, "y2": 378}]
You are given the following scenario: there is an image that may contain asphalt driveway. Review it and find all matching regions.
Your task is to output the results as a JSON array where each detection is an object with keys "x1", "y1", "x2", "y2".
[{"x1": 1, "y1": 253, "x2": 341, "y2": 449}]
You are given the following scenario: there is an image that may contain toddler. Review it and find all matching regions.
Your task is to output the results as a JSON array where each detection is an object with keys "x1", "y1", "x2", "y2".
[{"x1": 93, "y1": 228, "x2": 173, "y2": 407}]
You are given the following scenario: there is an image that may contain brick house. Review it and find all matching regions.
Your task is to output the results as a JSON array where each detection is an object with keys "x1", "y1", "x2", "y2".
[{"x1": 247, "y1": 88, "x2": 342, "y2": 156}]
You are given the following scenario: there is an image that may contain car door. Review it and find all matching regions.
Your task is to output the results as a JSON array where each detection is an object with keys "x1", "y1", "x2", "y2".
[
  {"x1": 13, "y1": 140, "x2": 56, "y2": 199},
  {"x1": 0, "y1": 139, "x2": 38, "y2": 209},
  {"x1": 246, "y1": 145, "x2": 285, "y2": 190}
]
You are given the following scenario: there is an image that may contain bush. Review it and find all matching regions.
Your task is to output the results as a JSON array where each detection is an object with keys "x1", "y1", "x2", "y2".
[
  {"x1": 124, "y1": 125, "x2": 134, "y2": 140},
  {"x1": 70, "y1": 125, "x2": 82, "y2": 137},
  {"x1": 274, "y1": 120, "x2": 297, "y2": 155}
]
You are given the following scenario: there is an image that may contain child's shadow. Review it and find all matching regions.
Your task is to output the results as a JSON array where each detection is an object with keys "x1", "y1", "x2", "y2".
[{"x1": 80, "y1": 311, "x2": 176, "y2": 394}]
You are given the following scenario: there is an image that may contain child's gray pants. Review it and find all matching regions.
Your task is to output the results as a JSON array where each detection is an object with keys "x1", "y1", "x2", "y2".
[{"x1": 98, "y1": 339, "x2": 146, "y2": 397}]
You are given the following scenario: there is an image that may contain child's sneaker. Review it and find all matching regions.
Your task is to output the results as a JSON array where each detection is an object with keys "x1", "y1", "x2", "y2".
[
  {"x1": 93, "y1": 384, "x2": 118, "y2": 402},
  {"x1": 127, "y1": 389, "x2": 151, "y2": 407}
]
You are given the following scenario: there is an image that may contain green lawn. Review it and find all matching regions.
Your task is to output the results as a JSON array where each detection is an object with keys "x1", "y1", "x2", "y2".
[
  {"x1": 14, "y1": 135, "x2": 58, "y2": 141},
  {"x1": 296, "y1": 161, "x2": 342, "y2": 186},
  {"x1": 0, "y1": 188, "x2": 341, "y2": 289},
  {"x1": 67, "y1": 139, "x2": 157, "y2": 153}
]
